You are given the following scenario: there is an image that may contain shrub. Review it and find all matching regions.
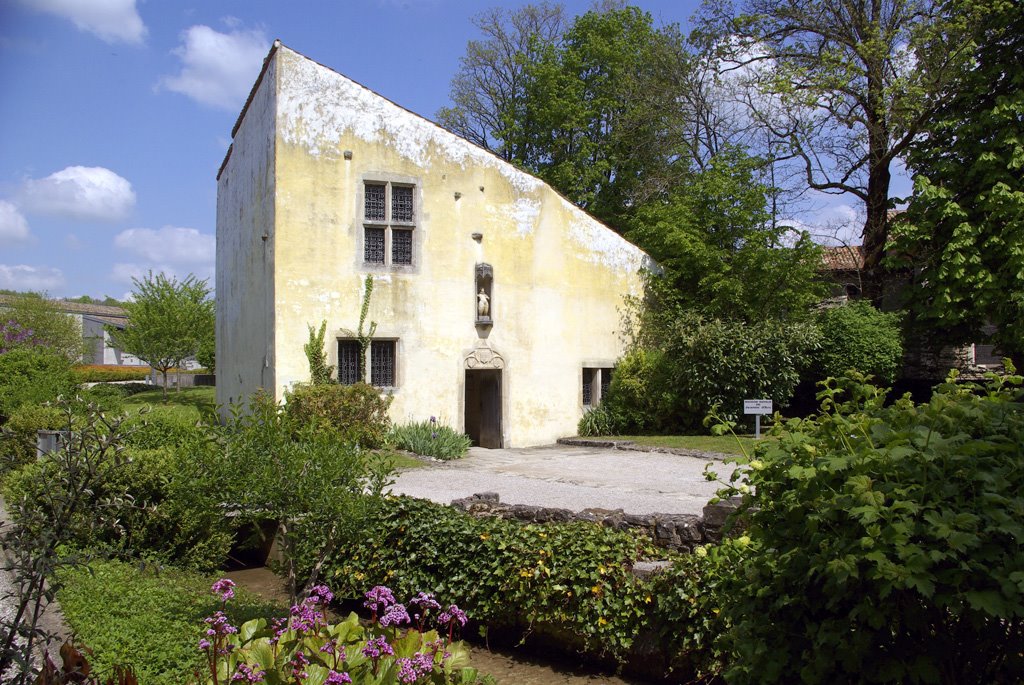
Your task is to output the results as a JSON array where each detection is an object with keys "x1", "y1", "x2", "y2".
[
  {"x1": 320, "y1": 496, "x2": 663, "y2": 660},
  {"x1": 77, "y1": 383, "x2": 128, "y2": 413},
  {"x1": 606, "y1": 316, "x2": 819, "y2": 433},
  {"x1": 0, "y1": 347, "x2": 75, "y2": 422},
  {"x1": 812, "y1": 301, "x2": 903, "y2": 384},
  {"x1": 71, "y1": 365, "x2": 150, "y2": 383},
  {"x1": 389, "y1": 419, "x2": 471, "y2": 459},
  {"x1": 0, "y1": 403, "x2": 62, "y2": 476},
  {"x1": 713, "y1": 369, "x2": 1024, "y2": 684},
  {"x1": 285, "y1": 382, "x2": 393, "y2": 449},
  {"x1": 123, "y1": 410, "x2": 205, "y2": 450}
]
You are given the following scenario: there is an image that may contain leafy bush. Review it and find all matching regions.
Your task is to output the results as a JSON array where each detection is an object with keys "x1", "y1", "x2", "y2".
[
  {"x1": 0, "y1": 403, "x2": 62, "y2": 476},
  {"x1": 321, "y1": 496, "x2": 662, "y2": 660},
  {"x1": 285, "y1": 382, "x2": 393, "y2": 449},
  {"x1": 211, "y1": 393, "x2": 394, "y2": 601},
  {"x1": 56, "y1": 560, "x2": 279, "y2": 685},
  {"x1": 0, "y1": 347, "x2": 76, "y2": 422},
  {"x1": 713, "y1": 369, "x2": 1024, "y2": 684},
  {"x1": 5, "y1": 441, "x2": 232, "y2": 571},
  {"x1": 123, "y1": 410, "x2": 205, "y2": 450},
  {"x1": 194, "y1": 580, "x2": 492, "y2": 684},
  {"x1": 605, "y1": 316, "x2": 819, "y2": 433},
  {"x1": 77, "y1": 383, "x2": 128, "y2": 413},
  {"x1": 389, "y1": 419, "x2": 471, "y2": 459},
  {"x1": 812, "y1": 301, "x2": 903, "y2": 384},
  {"x1": 71, "y1": 365, "x2": 150, "y2": 383}
]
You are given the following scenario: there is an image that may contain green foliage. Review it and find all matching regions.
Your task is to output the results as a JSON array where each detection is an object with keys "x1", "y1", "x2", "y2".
[
  {"x1": 324, "y1": 496, "x2": 662, "y2": 661},
  {"x1": 71, "y1": 364, "x2": 151, "y2": 383},
  {"x1": 304, "y1": 320, "x2": 334, "y2": 385},
  {"x1": 0, "y1": 291, "x2": 84, "y2": 360},
  {"x1": 121, "y1": 386, "x2": 216, "y2": 422},
  {"x1": 609, "y1": 315, "x2": 819, "y2": 433},
  {"x1": 600, "y1": 348, "x2": 674, "y2": 434},
  {"x1": 0, "y1": 346, "x2": 75, "y2": 422},
  {"x1": 896, "y1": 0, "x2": 1024, "y2": 364},
  {"x1": 209, "y1": 393, "x2": 394, "y2": 601},
  {"x1": 713, "y1": 369, "x2": 1024, "y2": 684},
  {"x1": 76, "y1": 383, "x2": 128, "y2": 413},
  {"x1": 285, "y1": 382, "x2": 393, "y2": 450},
  {"x1": 576, "y1": 406, "x2": 616, "y2": 437},
  {"x1": 123, "y1": 409, "x2": 205, "y2": 450},
  {"x1": 107, "y1": 272, "x2": 214, "y2": 397},
  {"x1": 389, "y1": 420, "x2": 471, "y2": 460},
  {"x1": 0, "y1": 404, "x2": 62, "y2": 476},
  {"x1": 628, "y1": 149, "x2": 825, "y2": 323},
  {"x1": 812, "y1": 301, "x2": 903, "y2": 384},
  {"x1": 56, "y1": 560, "x2": 279, "y2": 685},
  {"x1": 196, "y1": 593, "x2": 491, "y2": 685}
]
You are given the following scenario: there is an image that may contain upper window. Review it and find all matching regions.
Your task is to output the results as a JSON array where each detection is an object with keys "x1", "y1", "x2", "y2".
[{"x1": 363, "y1": 181, "x2": 415, "y2": 267}]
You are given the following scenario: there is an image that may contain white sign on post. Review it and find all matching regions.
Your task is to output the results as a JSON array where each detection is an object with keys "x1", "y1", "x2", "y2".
[{"x1": 743, "y1": 399, "x2": 773, "y2": 439}]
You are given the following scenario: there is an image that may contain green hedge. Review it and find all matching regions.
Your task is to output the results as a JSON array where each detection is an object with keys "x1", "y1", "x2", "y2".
[
  {"x1": 285, "y1": 382, "x2": 392, "y2": 449},
  {"x1": 72, "y1": 365, "x2": 151, "y2": 383},
  {"x1": 313, "y1": 495, "x2": 728, "y2": 677}
]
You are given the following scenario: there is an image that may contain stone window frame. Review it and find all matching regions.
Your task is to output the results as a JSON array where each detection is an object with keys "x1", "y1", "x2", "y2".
[
  {"x1": 581, "y1": 365, "x2": 614, "y2": 407},
  {"x1": 358, "y1": 174, "x2": 421, "y2": 272},
  {"x1": 336, "y1": 337, "x2": 400, "y2": 389}
]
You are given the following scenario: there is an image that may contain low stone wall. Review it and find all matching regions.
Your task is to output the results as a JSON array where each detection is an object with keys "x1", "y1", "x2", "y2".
[{"x1": 450, "y1": 491, "x2": 742, "y2": 552}]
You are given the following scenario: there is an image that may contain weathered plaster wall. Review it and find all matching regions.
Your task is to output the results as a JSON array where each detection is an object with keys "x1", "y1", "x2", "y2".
[
  {"x1": 224, "y1": 44, "x2": 649, "y2": 446},
  {"x1": 216, "y1": 56, "x2": 278, "y2": 412}
]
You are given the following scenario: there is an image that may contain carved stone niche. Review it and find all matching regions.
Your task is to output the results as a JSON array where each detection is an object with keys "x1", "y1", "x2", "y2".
[
  {"x1": 475, "y1": 263, "x2": 493, "y2": 326},
  {"x1": 465, "y1": 343, "x2": 505, "y2": 369}
]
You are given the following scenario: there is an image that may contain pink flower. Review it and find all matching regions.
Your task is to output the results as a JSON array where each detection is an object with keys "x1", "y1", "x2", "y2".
[{"x1": 211, "y1": 578, "x2": 236, "y2": 602}]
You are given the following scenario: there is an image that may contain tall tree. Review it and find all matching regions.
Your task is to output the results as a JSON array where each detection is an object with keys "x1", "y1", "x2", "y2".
[
  {"x1": 518, "y1": 5, "x2": 690, "y2": 228},
  {"x1": 894, "y1": 0, "x2": 1024, "y2": 366},
  {"x1": 698, "y1": 0, "x2": 974, "y2": 299},
  {"x1": 0, "y1": 292, "x2": 83, "y2": 361},
  {"x1": 628, "y1": 147, "x2": 825, "y2": 327},
  {"x1": 437, "y1": 3, "x2": 566, "y2": 161},
  {"x1": 107, "y1": 272, "x2": 214, "y2": 398}
]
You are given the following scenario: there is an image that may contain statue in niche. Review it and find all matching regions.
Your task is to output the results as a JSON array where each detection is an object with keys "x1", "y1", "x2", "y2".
[{"x1": 477, "y1": 288, "x2": 490, "y2": 317}]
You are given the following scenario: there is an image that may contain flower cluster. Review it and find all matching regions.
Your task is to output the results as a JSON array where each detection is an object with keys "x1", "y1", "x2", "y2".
[
  {"x1": 0, "y1": 320, "x2": 36, "y2": 355},
  {"x1": 198, "y1": 580, "x2": 477, "y2": 685}
]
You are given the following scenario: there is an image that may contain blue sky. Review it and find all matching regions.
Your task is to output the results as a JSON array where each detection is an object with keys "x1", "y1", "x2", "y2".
[{"x1": 0, "y1": 0, "x2": 874, "y2": 300}]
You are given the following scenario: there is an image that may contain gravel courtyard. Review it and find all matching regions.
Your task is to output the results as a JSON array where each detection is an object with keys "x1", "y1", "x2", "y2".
[{"x1": 390, "y1": 444, "x2": 731, "y2": 516}]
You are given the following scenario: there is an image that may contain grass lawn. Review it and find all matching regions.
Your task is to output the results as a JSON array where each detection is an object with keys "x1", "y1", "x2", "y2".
[
  {"x1": 57, "y1": 558, "x2": 281, "y2": 684},
  {"x1": 602, "y1": 433, "x2": 769, "y2": 456},
  {"x1": 121, "y1": 385, "x2": 217, "y2": 421}
]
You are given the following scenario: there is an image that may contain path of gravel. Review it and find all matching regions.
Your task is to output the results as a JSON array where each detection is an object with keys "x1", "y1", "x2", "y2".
[{"x1": 390, "y1": 444, "x2": 729, "y2": 516}]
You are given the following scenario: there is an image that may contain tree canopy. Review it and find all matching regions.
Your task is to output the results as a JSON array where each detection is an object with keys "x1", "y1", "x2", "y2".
[
  {"x1": 697, "y1": 0, "x2": 975, "y2": 299},
  {"x1": 895, "y1": 0, "x2": 1024, "y2": 366},
  {"x1": 0, "y1": 292, "x2": 83, "y2": 361},
  {"x1": 107, "y1": 272, "x2": 214, "y2": 397}
]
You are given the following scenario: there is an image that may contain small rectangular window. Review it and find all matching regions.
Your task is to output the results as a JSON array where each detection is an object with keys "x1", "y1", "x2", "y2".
[
  {"x1": 370, "y1": 340, "x2": 396, "y2": 387},
  {"x1": 582, "y1": 368, "x2": 596, "y2": 406},
  {"x1": 338, "y1": 341, "x2": 361, "y2": 385},
  {"x1": 392, "y1": 186, "x2": 414, "y2": 223},
  {"x1": 364, "y1": 228, "x2": 385, "y2": 263},
  {"x1": 364, "y1": 184, "x2": 386, "y2": 221},
  {"x1": 392, "y1": 229, "x2": 413, "y2": 265}
]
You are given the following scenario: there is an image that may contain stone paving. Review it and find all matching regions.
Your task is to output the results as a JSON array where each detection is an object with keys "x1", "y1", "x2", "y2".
[{"x1": 390, "y1": 444, "x2": 730, "y2": 516}]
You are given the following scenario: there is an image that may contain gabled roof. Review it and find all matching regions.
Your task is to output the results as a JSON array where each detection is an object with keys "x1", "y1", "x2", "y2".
[{"x1": 820, "y1": 245, "x2": 864, "y2": 271}]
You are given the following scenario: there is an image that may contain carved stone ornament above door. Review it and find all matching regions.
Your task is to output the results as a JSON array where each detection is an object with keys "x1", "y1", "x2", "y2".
[{"x1": 465, "y1": 343, "x2": 505, "y2": 369}]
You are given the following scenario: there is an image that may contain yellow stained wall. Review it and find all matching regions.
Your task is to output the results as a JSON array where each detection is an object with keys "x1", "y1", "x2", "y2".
[{"x1": 220, "y1": 44, "x2": 649, "y2": 447}]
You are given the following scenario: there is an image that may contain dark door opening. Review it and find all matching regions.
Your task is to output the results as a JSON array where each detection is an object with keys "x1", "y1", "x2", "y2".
[{"x1": 465, "y1": 369, "x2": 502, "y2": 448}]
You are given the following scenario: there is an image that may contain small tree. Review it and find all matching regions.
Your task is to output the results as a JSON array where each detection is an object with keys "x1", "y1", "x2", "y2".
[
  {"x1": 0, "y1": 292, "x2": 83, "y2": 361},
  {"x1": 107, "y1": 272, "x2": 214, "y2": 399}
]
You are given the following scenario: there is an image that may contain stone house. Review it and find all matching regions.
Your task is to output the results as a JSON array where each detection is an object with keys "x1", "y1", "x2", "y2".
[{"x1": 215, "y1": 42, "x2": 650, "y2": 447}]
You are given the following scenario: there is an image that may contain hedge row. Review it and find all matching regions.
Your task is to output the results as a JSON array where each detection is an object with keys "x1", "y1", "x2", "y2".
[{"x1": 72, "y1": 365, "x2": 151, "y2": 383}]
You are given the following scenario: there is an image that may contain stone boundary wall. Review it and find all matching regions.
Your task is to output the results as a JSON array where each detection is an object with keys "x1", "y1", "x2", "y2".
[
  {"x1": 449, "y1": 491, "x2": 742, "y2": 552},
  {"x1": 556, "y1": 437, "x2": 732, "y2": 461}
]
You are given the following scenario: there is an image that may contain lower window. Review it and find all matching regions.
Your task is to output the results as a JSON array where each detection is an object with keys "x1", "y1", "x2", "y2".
[{"x1": 337, "y1": 338, "x2": 397, "y2": 387}]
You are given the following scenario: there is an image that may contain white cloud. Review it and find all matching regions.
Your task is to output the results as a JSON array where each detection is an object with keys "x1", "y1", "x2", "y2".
[
  {"x1": 112, "y1": 226, "x2": 215, "y2": 286},
  {"x1": 18, "y1": 0, "x2": 146, "y2": 45},
  {"x1": 0, "y1": 264, "x2": 65, "y2": 291},
  {"x1": 114, "y1": 226, "x2": 214, "y2": 264},
  {"x1": 159, "y1": 24, "x2": 268, "y2": 110},
  {"x1": 787, "y1": 203, "x2": 862, "y2": 246},
  {"x1": 0, "y1": 201, "x2": 31, "y2": 244},
  {"x1": 19, "y1": 166, "x2": 135, "y2": 222}
]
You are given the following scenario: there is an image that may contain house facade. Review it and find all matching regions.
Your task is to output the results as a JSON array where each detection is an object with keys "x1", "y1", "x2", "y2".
[{"x1": 216, "y1": 42, "x2": 650, "y2": 447}]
